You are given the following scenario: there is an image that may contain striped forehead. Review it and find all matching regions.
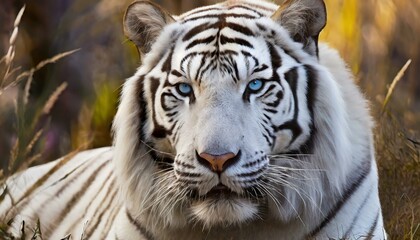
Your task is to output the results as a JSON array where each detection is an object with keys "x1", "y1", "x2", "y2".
[{"x1": 169, "y1": 4, "x2": 279, "y2": 84}]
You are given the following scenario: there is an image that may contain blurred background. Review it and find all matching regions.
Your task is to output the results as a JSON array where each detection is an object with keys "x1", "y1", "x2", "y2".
[{"x1": 0, "y1": 0, "x2": 419, "y2": 238}]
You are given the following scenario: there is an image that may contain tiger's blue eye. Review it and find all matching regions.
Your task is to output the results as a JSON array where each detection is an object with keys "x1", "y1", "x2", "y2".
[
  {"x1": 247, "y1": 79, "x2": 263, "y2": 91},
  {"x1": 177, "y1": 83, "x2": 192, "y2": 96}
]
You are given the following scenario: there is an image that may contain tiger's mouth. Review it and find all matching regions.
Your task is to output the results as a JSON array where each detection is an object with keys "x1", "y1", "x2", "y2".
[
  {"x1": 204, "y1": 184, "x2": 237, "y2": 198},
  {"x1": 189, "y1": 183, "x2": 266, "y2": 201},
  {"x1": 188, "y1": 184, "x2": 240, "y2": 200}
]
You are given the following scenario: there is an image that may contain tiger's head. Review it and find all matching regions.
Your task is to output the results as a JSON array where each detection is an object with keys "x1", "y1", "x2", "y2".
[{"x1": 113, "y1": 0, "x2": 353, "y2": 230}]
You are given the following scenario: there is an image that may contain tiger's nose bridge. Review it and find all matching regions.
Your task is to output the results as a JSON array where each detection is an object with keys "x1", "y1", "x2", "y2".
[{"x1": 194, "y1": 98, "x2": 244, "y2": 168}]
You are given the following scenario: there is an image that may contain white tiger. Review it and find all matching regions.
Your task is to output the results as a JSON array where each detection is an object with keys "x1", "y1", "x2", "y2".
[{"x1": 0, "y1": 0, "x2": 386, "y2": 239}]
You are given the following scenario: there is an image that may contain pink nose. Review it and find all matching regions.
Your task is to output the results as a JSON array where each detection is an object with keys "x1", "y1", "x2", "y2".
[{"x1": 197, "y1": 152, "x2": 239, "y2": 173}]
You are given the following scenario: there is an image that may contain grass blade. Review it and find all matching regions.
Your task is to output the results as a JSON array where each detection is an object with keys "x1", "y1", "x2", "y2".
[{"x1": 382, "y1": 59, "x2": 412, "y2": 114}]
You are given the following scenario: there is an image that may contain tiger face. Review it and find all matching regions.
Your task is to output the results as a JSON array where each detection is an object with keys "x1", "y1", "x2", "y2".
[{"x1": 115, "y1": 0, "x2": 327, "y2": 228}]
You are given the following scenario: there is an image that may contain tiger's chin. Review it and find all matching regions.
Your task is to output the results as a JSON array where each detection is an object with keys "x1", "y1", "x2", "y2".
[{"x1": 190, "y1": 197, "x2": 259, "y2": 228}]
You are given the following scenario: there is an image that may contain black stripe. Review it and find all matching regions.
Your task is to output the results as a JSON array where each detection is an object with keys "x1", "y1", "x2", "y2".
[
  {"x1": 236, "y1": 168, "x2": 265, "y2": 178},
  {"x1": 275, "y1": 67, "x2": 302, "y2": 145},
  {"x1": 308, "y1": 158, "x2": 372, "y2": 237},
  {"x1": 197, "y1": 58, "x2": 214, "y2": 86},
  {"x1": 183, "y1": 22, "x2": 213, "y2": 41},
  {"x1": 4, "y1": 150, "x2": 82, "y2": 221},
  {"x1": 165, "y1": 111, "x2": 178, "y2": 118},
  {"x1": 150, "y1": 47, "x2": 174, "y2": 138},
  {"x1": 161, "y1": 92, "x2": 179, "y2": 111},
  {"x1": 256, "y1": 23, "x2": 266, "y2": 32},
  {"x1": 126, "y1": 210, "x2": 155, "y2": 240},
  {"x1": 150, "y1": 77, "x2": 171, "y2": 138},
  {"x1": 264, "y1": 90, "x2": 283, "y2": 108},
  {"x1": 284, "y1": 67, "x2": 298, "y2": 119},
  {"x1": 282, "y1": 48, "x2": 301, "y2": 63},
  {"x1": 242, "y1": 2, "x2": 277, "y2": 13},
  {"x1": 219, "y1": 35, "x2": 253, "y2": 48},
  {"x1": 186, "y1": 35, "x2": 216, "y2": 49},
  {"x1": 344, "y1": 184, "x2": 373, "y2": 238},
  {"x1": 263, "y1": 108, "x2": 277, "y2": 114},
  {"x1": 64, "y1": 170, "x2": 115, "y2": 234},
  {"x1": 194, "y1": 53, "x2": 210, "y2": 86},
  {"x1": 161, "y1": 47, "x2": 174, "y2": 72},
  {"x1": 32, "y1": 152, "x2": 110, "y2": 236},
  {"x1": 257, "y1": 84, "x2": 276, "y2": 100},
  {"x1": 267, "y1": 43, "x2": 282, "y2": 81},
  {"x1": 241, "y1": 50, "x2": 259, "y2": 66},
  {"x1": 183, "y1": 13, "x2": 257, "y2": 23},
  {"x1": 263, "y1": 113, "x2": 272, "y2": 122},
  {"x1": 183, "y1": 21, "x2": 254, "y2": 43},
  {"x1": 180, "y1": 52, "x2": 197, "y2": 72},
  {"x1": 253, "y1": 64, "x2": 268, "y2": 73},
  {"x1": 84, "y1": 185, "x2": 118, "y2": 239},
  {"x1": 261, "y1": 124, "x2": 275, "y2": 146},
  {"x1": 241, "y1": 156, "x2": 265, "y2": 168},
  {"x1": 136, "y1": 75, "x2": 147, "y2": 142},
  {"x1": 232, "y1": 60, "x2": 240, "y2": 82},
  {"x1": 242, "y1": 157, "x2": 261, "y2": 168},
  {"x1": 171, "y1": 70, "x2": 183, "y2": 77},
  {"x1": 227, "y1": 5, "x2": 264, "y2": 17},
  {"x1": 44, "y1": 159, "x2": 110, "y2": 237},
  {"x1": 262, "y1": 133, "x2": 272, "y2": 146},
  {"x1": 294, "y1": 65, "x2": 318, "y2": 153},
  {"x1": 276, "y1": 120, "x2": 302, "y2": 145},
  {"x1": 43, "y1": 157, "x2": 93, "y2": 202},
  {"x1": 172, "y1": 123, "x2": 183, "y2": 145},
  {"x1": 148, "y1": 146, "x2": 174, "y2": 170},
  {"x1": 366, "y1": 211, "x2": 380, "y2": 240},
  {"x1": 175, "y1": 160, "x2": 195, "y2": 169},
  {"x1": 175, "y1": 170, "x2": 202, "y2": 178},
  {"x1": 99, "y1": 202, "x2": 121, "y2": 239},
  {"x1": 225, "y1": 22, "x2": 255, "y2": 36},
  {"x1": 304, "y1": 65, "x2": 317, "y2": 122}
]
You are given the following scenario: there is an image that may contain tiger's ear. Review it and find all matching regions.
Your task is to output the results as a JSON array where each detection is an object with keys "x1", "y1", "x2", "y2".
[
  {"x1": 272, "y1": 0, "x2": 326, "y2": 56},
  {"x1": 124, "y1": 1, "x2": 175, "y2": 56}
]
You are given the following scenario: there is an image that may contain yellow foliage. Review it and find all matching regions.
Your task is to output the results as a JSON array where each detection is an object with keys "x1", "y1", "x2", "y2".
[{"x1": 321, "y1": 0, "x2": 360, "y2": 73}]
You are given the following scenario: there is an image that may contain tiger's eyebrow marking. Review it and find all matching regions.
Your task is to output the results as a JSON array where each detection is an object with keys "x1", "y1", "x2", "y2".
[
  {"x1": 252, "y1": 64, "x2": 269, "y2": 74},
  {"x1": 219, "y1": 35, "x2": 253, "y2": 48},
  {"x1": 171, "y1": 70, "x2": 184, "y2": 77}
]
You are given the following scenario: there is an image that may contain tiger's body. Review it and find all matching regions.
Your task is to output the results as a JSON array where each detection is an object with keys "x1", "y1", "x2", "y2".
[{"x1": 1, "y1": 0, "x2": 386, "y2": 239}]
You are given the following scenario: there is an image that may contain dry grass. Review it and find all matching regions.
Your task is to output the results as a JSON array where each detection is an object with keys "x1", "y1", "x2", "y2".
[
  {"x1": 376, "y1": 113, "x2": 420, "y2": 239},
  {"x1": 0, "y1": 6, "x2": 81, "y2": 239},
  {"x1": 373, "y1": 61, "x2": 419, "y2": 240}
]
